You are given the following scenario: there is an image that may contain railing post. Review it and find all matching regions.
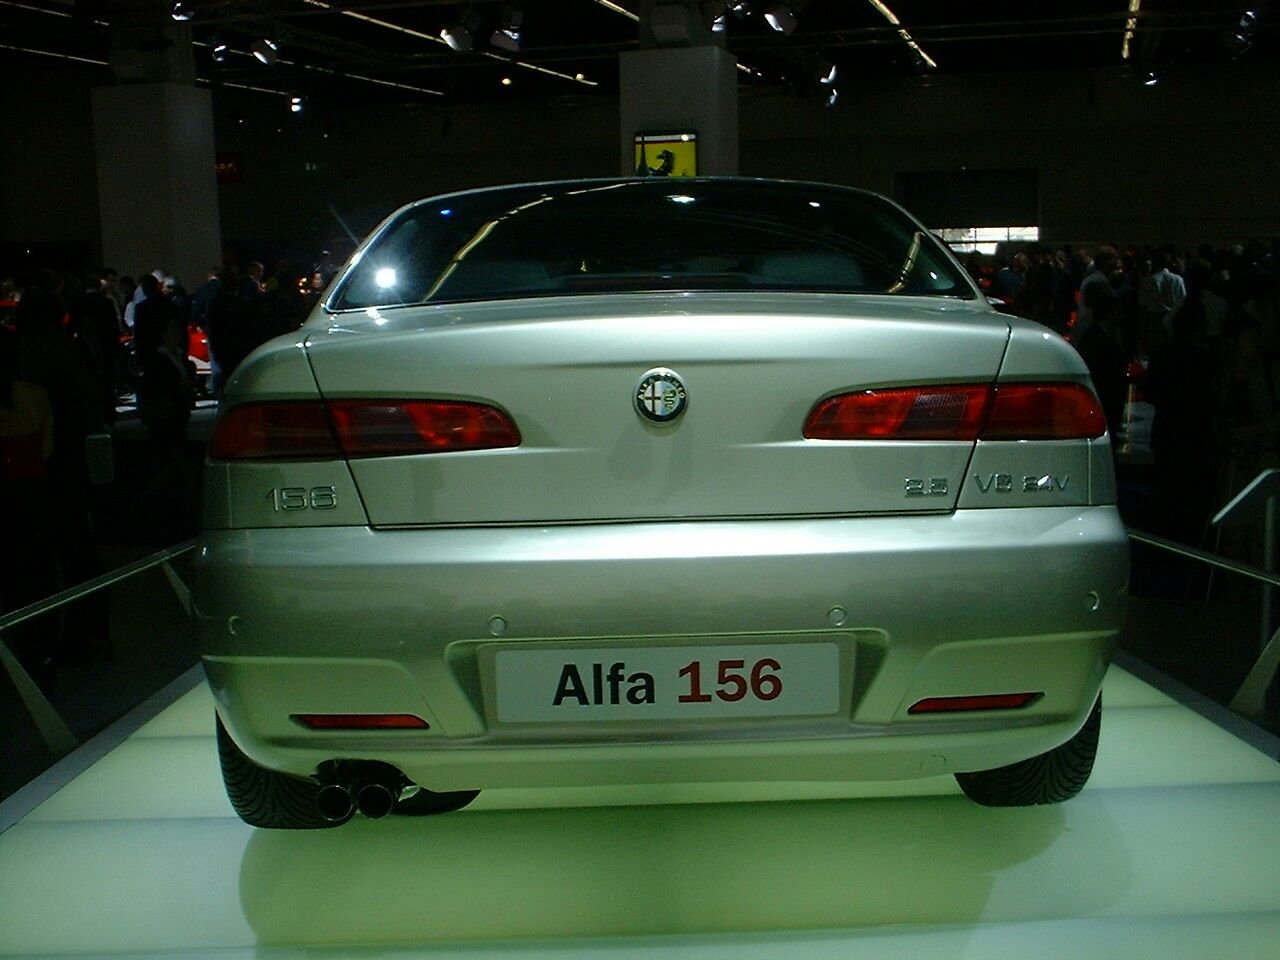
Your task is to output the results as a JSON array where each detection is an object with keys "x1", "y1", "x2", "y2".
[{"x1": 1265, "y1": 495, "x2": 1277, "y2": 654}]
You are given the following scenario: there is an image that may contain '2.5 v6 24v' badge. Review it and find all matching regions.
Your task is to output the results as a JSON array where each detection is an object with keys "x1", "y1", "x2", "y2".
[{"x1": 635, "y1": 368, "x2": 688, "y2": 424}]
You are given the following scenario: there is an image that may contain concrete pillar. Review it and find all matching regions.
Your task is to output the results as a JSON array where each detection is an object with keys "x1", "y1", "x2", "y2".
[
  {"x1": 90, "y1": 7, "x2": 220, "y2": 287},
  {"x1": 619, "y1": 44, "x2": 739, "y2": 177},
  {"x1": 90, "y1": 82, "x2": 222, "y2": 290}
]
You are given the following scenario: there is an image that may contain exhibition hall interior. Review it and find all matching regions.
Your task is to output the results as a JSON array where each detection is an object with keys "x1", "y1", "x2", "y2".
[{"x1": 1, "y1": 1, "x2": 1279, "y2": 957}]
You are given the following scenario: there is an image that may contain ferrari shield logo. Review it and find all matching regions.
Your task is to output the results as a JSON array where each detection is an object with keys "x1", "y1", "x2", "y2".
[{"x1": 635, "y1": 368, "x2": 688, "y2": 424}]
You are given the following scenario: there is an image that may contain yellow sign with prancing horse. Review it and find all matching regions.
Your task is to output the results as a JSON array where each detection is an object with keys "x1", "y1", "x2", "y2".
[{"x1": 634, "y1": 132, "x2": 698, "y2": 178}]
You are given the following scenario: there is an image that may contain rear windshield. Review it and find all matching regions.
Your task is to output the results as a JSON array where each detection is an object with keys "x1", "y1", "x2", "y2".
[{"x1": 329, "y1": 180, "x2": 974, "y2": 310}]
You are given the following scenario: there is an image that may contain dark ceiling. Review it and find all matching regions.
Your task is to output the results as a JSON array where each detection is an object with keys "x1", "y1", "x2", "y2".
[{"x1": 1, "y1": 1, "x2": 1274, "y2": 110}]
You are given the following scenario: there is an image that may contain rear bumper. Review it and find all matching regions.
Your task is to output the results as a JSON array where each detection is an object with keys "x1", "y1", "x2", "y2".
[{"x1": 195, "y1": 506, "x2": 1128, "y2": 789}]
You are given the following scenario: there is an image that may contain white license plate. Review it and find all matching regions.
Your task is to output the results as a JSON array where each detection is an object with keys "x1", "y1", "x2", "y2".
[{"x1": 494, "y1": 643, "x2": 840, "y2": 723}]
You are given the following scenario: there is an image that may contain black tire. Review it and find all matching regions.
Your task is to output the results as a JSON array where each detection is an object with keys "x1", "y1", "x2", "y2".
[
  {"x1": 954, "y1": 694, "x2": 1102, "y2": 807},
  {"x1": 392, "y1": 785, "x2": 480, "y2": 817},
  {"x1": 215, "y1": 714, "x2": 348, "y2": 829}
]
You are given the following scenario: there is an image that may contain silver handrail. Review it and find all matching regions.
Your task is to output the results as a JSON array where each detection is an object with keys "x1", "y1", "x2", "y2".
[
  {"x1": 1128, "y1": 528, "x2": 1280, "y2": 722},
  {"x1": 0, "y1": 538, "x2": 198, "y2": 758},
  {"x1": 0, "y1": 538, "x2": 197, "y2": 635},
  {"x1": 1127, "y1": 530, "x2": 1280, "y2": 589}
]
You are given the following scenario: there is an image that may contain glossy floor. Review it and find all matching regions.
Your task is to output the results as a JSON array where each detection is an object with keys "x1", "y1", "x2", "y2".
[{"x1": 1, "y1": 666, "x2": 1278, "y2": 959}]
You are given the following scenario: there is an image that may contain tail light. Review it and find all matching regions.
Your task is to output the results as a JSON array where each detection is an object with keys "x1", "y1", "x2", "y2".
[
  {"x1": 210, "y1": 399, "x2": 520, "y2": 461},
  {"x1": 804, "y1": 382, "x2": 1105, "y2": 441},
  {"x1": 981, "y1": 384, "x2": 1106, "y2": 440}
]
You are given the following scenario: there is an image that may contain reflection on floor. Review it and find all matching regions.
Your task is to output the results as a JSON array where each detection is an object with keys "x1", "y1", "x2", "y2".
[{"x1": 1, "y1": 666, "x2": 1278, "y2": 959}]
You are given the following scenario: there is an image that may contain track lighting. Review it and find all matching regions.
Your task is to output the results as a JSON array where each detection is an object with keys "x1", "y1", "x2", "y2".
[
  {"x1": 250, "y1": 38, "x2": 279, "y2": 65},
  {"x1": 441, "y1": 7, "x2": 481, "y2": 53},
  {"x1": 170, "y1": 2, "x2": 193, "y2": 22},
  {"x1": 490, "y1": 5, "x2": 523, "y2": 52},
  {"x1": 764, "y1": 4, "x2": 796, "y2": 34}
]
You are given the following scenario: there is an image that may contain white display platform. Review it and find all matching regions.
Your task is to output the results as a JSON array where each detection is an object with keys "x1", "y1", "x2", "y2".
[{"x1": 1, "y1": 664, "x2": 1278, "y2": 959}]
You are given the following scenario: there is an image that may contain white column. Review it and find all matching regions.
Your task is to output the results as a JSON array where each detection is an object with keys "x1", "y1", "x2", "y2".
[
  {"x1": 90, "y1": 82, "x2": 222, "y2": 288},
  {"x1": 619, "y1": 45, "x2": 739, "y2": 177}
]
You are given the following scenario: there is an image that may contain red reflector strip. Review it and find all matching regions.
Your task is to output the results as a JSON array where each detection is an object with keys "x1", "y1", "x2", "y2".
[
  {"x1": 984, "y1": 383, "x2": 1106, "y2": 440},
  {"x1": 908, "y1": 692, "x2": 1043, "y2": 715},
  {"x1": 209, "y1": 401, "x2": 341, "y2": 461},
  {"x1": 328, "y1": 399, "x2": 520, "y2": 457},
  {"x1": 291, "y1": 714, "x2": 430, "y2": 730},
  {"x1": 804, "y1": 385, "x2": 991, "y2": 440}
]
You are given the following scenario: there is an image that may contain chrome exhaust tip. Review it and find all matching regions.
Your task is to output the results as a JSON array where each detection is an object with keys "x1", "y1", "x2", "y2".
[
  {"x1": 316, "y1": 782, "x2": 355, "y2": 822},
  {"x1": 355, "y1": 781, "x2": 398, "y2": 819}
]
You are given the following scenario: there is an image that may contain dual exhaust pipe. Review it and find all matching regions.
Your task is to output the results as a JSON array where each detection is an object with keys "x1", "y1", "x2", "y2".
[{"x1": 316, "y1": 761, "x2": 407, "y2": 822}]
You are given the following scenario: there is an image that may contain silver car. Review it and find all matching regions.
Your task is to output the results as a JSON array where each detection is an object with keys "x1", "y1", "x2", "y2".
[{"x1": 196, "y1": 178, "x2": 1128, "y2": 829}]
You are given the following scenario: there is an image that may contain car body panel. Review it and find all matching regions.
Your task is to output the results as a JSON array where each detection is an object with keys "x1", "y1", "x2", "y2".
[
  {"x1": 196, "y1": 504, "x2": 1126, "y2": 789},
  {"x1": 303, "y1": 294, "x2": 1011, "y2": 525}
]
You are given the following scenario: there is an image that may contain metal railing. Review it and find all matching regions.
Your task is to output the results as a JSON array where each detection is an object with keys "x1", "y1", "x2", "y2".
[
  {"x1": 1128, "y1": 529, "x2": 1280, "y2": 722},
  {"x1": 0, "y1": 539, "x2": 197, "y2": 757}
]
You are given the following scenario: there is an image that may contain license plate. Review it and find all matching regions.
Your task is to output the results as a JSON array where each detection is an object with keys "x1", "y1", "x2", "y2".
[{"x1": 494, "y1": 643, "x2": 840, "y2": 723}]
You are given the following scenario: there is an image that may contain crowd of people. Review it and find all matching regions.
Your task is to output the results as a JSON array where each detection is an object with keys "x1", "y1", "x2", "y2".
[
  {"x1": 969, "y1": 239, "x2": 1280, "y2": 546},
  {"x1": 0, "y1": 257, "x2": 327, "y2": 690}
]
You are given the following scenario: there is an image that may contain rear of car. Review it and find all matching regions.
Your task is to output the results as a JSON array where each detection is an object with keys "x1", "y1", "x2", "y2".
[{"x1": 195, "y1": 179, "x2": 1127, "y2": 827}]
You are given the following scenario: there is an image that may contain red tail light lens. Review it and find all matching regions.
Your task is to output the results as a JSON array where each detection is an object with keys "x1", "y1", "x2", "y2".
[
  {"x1": 208, "y1": 401, "x2": 340, "y2": 460},
  {"x1": 328, "y1": 400, "x2": 520, "y2": 457},
  {"x1": 210, "y1": 399, "x2": 520, "y2": 460},
  {"x1": 292, "y1": 713, "x2": 429, "y2": 730},
  {"x1": 908, "y1": 692, "x2": 1043, "y2": 714},
  {"x1": 983, "y1": 383, "x2": 1106, "y2": 440},
  {"x1": 804, "y1": 385, "x2": 991, "y2": 441},
  {"x1": 804, "y1": 382, "x2": 1105, "y2": 441}
]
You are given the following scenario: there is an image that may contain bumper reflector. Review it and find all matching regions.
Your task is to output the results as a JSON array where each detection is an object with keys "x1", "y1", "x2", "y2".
[
  {"x1": 908, "y1": 692, "x2": 1043, "y2": 715},
  {"x1": 291, "y1": 714, "x2": 430, "y2": 730}
]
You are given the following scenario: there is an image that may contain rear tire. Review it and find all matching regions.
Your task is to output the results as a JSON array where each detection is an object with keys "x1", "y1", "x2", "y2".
[
  {"x1": 393, "y1": 785, "x2": 480, "y2": 816},
  {"x1": 954, "y1": 694, "x2": 1102, "y2": 807},
  {"x1": 216, "y1": 714, "x2": 348, "y2": 829}
]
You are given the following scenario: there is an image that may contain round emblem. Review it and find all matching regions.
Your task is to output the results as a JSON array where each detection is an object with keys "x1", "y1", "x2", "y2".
[{"x1": 634, "y1": 368, "x2": 688, "y2": 424}]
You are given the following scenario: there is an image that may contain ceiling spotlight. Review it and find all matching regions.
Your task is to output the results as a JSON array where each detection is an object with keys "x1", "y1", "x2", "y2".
[
  {"x1": 170, "y1": 2, "x2": 193, "y2": 22},
  {"x1": 211, "y1": 36, "x2": 228, "y2": 63},
  {"x1": 730, "y1": 1, "x2": 751, "y2": 16},
  {"x1": 1143, "y1": 71, "x2": 1160, "y2": 86},
  {"x1": 490, "y1": 5, "x2": 524, "y2": 52},
  {"x1": 824, "y1": 87, "x2": 839, "y2": 108},
  {"x1": 575, "y1": 72, "x2": 586, "y2": 81},
  {"x1": 1224, "y1": 7, "x2": 1264, "y2": 57},
  {"x1": 817, "y1": 61, "x2": 837, "y2": 85},
  {"x1": 441, "y1": 7, "x2": 481, "y2": 53},
  {"x1": 501, "y1": 76, "x2": 513, "y2": 86},
  {"x1": 712, "y1": 12, "x2": 727, "y2": 32},
  {"x1": 289, "y1": 95, "x2": 305, "y2": 113},
  {"x1": 250, "y1": 38, "x2": 278, "y2": 65},
  {"x1": 764, "y1": 4, "x2": 796, "y2": 34}
]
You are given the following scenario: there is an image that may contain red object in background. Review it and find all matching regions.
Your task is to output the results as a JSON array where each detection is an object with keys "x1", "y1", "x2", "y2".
[{"x1": 188, "y1": 325, "x2": 209, "y2": 362}]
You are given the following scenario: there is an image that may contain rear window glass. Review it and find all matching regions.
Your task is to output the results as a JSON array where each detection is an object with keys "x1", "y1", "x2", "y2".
[{"x1": 330, "y1": 180, "x2": 974, "y2": 310}]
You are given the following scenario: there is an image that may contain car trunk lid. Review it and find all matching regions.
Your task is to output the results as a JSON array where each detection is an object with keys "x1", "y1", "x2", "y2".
[{"x1": 303, "y1": 293, "x2": 1010, "y2": 526}]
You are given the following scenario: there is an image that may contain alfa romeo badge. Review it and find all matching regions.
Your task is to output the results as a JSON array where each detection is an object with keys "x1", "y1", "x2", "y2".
[{"x1": 634, "y1": 368, "x2": 688, "y2": 424}]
